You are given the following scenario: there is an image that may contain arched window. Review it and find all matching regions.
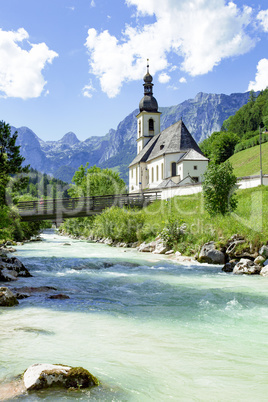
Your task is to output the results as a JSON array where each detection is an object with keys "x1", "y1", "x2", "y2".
[
  {"x1": 151, "y1": 167, "x2": 154, "y2": 183},
  {"x1": 161, "y1": 163, "x2": 164, "y2": 179},
  {"x1": 149, "y1": 119, "x2": 154, "y2": 132},
  {"x1": 156, "y1": 165, "x2": 159, "y2": 181},
  {"x1": 171, "y1": 162, "x2": 176, "y2": 177},
  {"x1": 136, "y1": 167, "x2": 138, "y2": 185}
]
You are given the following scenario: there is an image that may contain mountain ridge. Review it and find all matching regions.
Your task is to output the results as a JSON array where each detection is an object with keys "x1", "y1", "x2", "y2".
[{"x1": 11, "y1": 91, "x2": 251, "y2": 183}]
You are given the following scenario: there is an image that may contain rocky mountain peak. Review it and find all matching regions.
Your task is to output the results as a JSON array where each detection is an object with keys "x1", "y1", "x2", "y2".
[{"x1": 60, "y1": 132, "x2": 80, "y2": 146}]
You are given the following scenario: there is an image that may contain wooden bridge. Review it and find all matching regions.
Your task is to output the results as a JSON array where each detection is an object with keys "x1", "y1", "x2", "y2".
[{"x1": 16, "y1": 192, "x2": 161, "y2": 222}]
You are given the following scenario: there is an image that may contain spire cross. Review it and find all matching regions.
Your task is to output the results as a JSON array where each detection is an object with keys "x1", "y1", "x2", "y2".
[{"x1": 147, "y1": 59, "x2": 149, "y2": 73}]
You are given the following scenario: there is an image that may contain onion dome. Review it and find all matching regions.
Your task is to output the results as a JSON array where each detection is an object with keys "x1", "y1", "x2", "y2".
[{"x1": 139, "y1": 60, "x2": 158, "y2": 113}]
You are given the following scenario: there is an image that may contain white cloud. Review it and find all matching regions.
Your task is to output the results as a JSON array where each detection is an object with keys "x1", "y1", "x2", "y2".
[
  {"x1": 179, "y1": 77, "x2": 187, "y2": 84},
  {"x1": 158, "y1": 72, "x2": 171, "y2": 84},
  {"x1": 257, "y1": 9, "x2": 268, "y2": 32},
  {"x1": 0, "y1": 28, "x2": 58, "y2": 99},
  {"x1": 82, "y1": 81, "x2": 96, "y2": 98},
  {"x1": 91, "y1": 0, "x2": 96, "y2": 7},
  {"x1": 248, "y1": 58, "x2": 268, "y2": 91},
  {"x1": 85, "y1": 0, "x2": 256, "y2": 98}
]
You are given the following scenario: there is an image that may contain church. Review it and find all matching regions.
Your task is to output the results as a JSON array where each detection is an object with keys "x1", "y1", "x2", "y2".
[{"x1": 129, "y1": 64, "x2": 209, "y2": 193}]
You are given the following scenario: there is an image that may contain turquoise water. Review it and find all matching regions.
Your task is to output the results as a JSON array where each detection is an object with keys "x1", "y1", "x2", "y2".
[{"x1": 1, "y1": 230, "x2": 268, "y2": 401}]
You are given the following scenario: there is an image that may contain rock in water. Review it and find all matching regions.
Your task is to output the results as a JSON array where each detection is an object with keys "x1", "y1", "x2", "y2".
[
  {"x1": 23, "y1": 363, "x2": 99, "y2": 391},
  {"x1": 198, "y1": 241, "x2": 225, "y2": 265},
  {"x1": 0, "y1": 287, "x2": 19, "y2": 306},
  {"x1": 233, "y1": 258, "x2": 261, "y2": 275}
]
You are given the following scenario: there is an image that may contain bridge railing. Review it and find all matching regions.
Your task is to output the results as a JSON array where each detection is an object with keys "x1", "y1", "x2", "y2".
[{"x1": 16, "y1": 191, "x2": 162, "y2": 221}]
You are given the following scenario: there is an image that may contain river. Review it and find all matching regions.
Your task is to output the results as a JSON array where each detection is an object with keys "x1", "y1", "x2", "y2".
[{"x1": 0, "y1": 229, "x2": 268, "y2": 401}]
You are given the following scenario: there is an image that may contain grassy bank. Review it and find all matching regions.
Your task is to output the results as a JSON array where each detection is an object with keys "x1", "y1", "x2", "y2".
[
  {"x1": 60, "y1": 186, "x2": 268, "y2": 256},
  {"x1": 229, "y1": 142, "x2": 268, "y2": 177}
]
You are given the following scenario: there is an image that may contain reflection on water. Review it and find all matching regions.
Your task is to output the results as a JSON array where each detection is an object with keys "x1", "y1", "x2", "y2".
[{"x1": 1, "y1": 230, "x2": 268, "y2": 401}]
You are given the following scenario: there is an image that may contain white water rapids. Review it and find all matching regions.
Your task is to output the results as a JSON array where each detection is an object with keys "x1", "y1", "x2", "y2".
[{"x1": 0, "y1": 229, "x2": 268, "y2": 401}]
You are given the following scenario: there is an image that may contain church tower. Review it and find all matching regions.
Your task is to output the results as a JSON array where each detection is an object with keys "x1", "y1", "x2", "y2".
[{"x1": 136, "y1": 61, "x2": 161, "y2": 154}]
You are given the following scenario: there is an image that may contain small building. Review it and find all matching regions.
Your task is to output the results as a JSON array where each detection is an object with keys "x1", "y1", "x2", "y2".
[{"x1": 129, "y1": 64, "x2": 208, "y2": 193}]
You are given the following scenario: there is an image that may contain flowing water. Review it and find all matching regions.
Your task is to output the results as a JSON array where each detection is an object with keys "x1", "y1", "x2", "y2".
[{"x1": 1, "y1": 229, "x2": 268, "y2": 401}]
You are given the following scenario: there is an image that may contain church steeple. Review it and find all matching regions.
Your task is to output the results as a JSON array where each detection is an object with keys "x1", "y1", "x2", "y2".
[
  {"x1": 136, "y1": 61, "x2": 161, "y2": 155},
  {"x1": 139, "y1": 60, "x2": 159, "y2": 113}
]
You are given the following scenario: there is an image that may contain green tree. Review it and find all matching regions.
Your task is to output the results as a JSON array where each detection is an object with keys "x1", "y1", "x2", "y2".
[
  {"x1": 0, "y1": 121, "x2": 29, "y2": 205},
  {"x1": 202, "y1": 161, "x2": 237, "y2": 216},
  {"x1": 68, "y1": 164, "x2": 126, "y2": 198}
]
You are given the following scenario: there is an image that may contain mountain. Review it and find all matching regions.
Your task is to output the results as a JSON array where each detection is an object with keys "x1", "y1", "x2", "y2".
[{"x1": 11, "y1": 91, "x2": 251, "y2": 183}]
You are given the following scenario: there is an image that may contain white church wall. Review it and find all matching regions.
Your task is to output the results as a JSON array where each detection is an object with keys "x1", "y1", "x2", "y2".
[
  {"x1": 147, "y1": 157, "x2": 164, "y2": 188},
  {"x1": 179, "y1": 160, "x2": 208, "y2": 182}
]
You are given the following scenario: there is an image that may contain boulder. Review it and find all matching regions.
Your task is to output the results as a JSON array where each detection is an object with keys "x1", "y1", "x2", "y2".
[
  {"x1": 165, "y1": 250, "x2": 174, "y2": 255},
  {"x1": 0, "y1": 287, "x2": 19, "y2": 306},
  {"x1": 137, "y1": 242, "x2": 155, "y2": 252},
  {"x1": 259, "y1": 245, "x2": 268, "y2": 259},
  {"x1": 233, "y1": 258, "x2": 261, "y2": 275},
  {"x1": 0, "y1": 256, "x2": 32, "y2": 282},
  {"x1": 254, "y1": 256, "x2": 265, "y2": 266},
  {"x1": 152, "y1": 240, "x2": 168, "y2": 254},
  {"x1": 260, "y1": 266, "x2": 268, "y2": 277},
  {"x1": 23, "y1": 363, "x2": 99, "y2": 391},
  {"x1": 198, "y1": 242, "x2": 225, "y2": 265},
  {"x1": 222, "y1": 261, "x2": 237, "y2": 273},
  {"x1": 48, "y1": 294, "x2": 70, "y2": 300}
]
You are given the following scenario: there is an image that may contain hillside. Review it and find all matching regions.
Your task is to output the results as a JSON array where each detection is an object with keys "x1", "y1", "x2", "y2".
[
  {"x1": 12, "y1": 91, "x2": 251, "y2": 183},
  {"x1": 229, "y1": 142, "x2": 268, "y2": 177}
]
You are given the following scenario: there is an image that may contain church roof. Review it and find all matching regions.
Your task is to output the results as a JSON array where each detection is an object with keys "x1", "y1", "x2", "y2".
[
  {"x1": 129, "y1": 120, "x2": 204, "y2": 167},
  {"x1": 176, "y1": 149, "x2": 209, "y2": 163}
]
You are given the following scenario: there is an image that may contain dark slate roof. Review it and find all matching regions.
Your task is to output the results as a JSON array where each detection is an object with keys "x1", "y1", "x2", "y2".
[{"x1": 129, "y1": 120, "x2": 203, "y2": 167}]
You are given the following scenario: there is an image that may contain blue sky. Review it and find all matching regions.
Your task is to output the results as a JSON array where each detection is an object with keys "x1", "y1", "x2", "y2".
[{"x1": 0, "y1": 0, "x2": 268, "y2": 141}]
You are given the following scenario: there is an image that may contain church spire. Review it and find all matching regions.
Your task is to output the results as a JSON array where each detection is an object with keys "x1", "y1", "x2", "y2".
[{"x1": 139, "y1": 60, "x2": 158, "y2": 112}]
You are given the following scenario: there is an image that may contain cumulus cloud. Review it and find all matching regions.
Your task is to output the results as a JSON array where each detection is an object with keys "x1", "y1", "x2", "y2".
[
  {"x1": 248, "y1": 58, "x2": 268, "y2": 91},
  {"x1": 257, "y1": 9, "x2": 268, "y2": 32},
  {"x1": 158, "y1": 73, "x2": 171, "y2": 84},
  {"x1": 82, "y1": 80, "x2": 96, "y2": 98},
  {"x1": 85, "y1": 0, "x2": 256, "y2": 97},
  {"x1": 179, "y1": 77, "x2": 187, "y2": 84},
  {"x1": 0, "y1": 28, "x2": 58, "y2": 99}
]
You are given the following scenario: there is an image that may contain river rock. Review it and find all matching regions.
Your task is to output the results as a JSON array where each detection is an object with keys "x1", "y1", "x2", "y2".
[
  {"x1": 259, "y1": 245, "x2": 268, "y2": 259},
  {"x1": 198, "y1": 241, "x2": 225, "y2": 265},
  {"x1": 222, "y1": 261, "x2": 237, "y2": 273},
  {"x1": 152, "y1": 240, "x2": 168, "y2": 254},
  {"x1": 0, "y1": 287, "x2": 19, "y2": 306},
  {"x1": 137, "y1": 242, "x2": 155, "y2": 252},
  {"x1": 254, "y1": 256, "x2": 265, "y2": 265},
  {"x1": 23, "y1": 363, "x2": 99, "y2": 391},
  {"x1": 233, "y1": 258, "x2": 261, "y2": 275},
  {"x1": 0, "y1": 256, "x2": 32, "y2": 282},
  {"x1": 260, "y1": 266, "x2": 268, "y2": 277},
  {"x1": 48, "y1": 294, "x2": 70, "y2": 299}
]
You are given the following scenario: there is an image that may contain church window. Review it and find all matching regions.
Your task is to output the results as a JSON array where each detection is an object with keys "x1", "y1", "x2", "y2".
[
  {"x1": 149, "y1": 119, "x2": 154, "y2": 132},
  {"x1": 194, "y1": 165, "x2": 197, "y2": 170},
  {"x1": 161, "y1": 163, "x2": 164, "y2": 179},
  {"x1": 171, "y1": 162, "x2": 176, "y2": 177},
  {"x1": 160, "y1": 144, "x2": 164, "y2": 150},
  {"x1": 151, "y1": 167, "x2": 154, "y2": 182},
  {"x1": 131, "y1": 168, "x2": 133, "y2": 178},
  {"x1": 136, "y1": 167, "x2": 138, "y2": 185},
  {"x1": 156, "y1": 165, "x2": 159, "y2": 181},
  {"x1": 138, "y1": 120, "x2": 141, "y2": 137}
]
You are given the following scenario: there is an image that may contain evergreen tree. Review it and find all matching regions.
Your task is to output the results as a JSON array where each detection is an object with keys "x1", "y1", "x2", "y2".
[{"x1": 0, "y1": 121, "x2": 29, "y2": 205}]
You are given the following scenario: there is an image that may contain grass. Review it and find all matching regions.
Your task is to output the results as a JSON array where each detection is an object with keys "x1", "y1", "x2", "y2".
[
  {"x1": 228, "y1": 141, "x2": 268, "y2": 177},
  {"x1": 140, "y1": 186, "x2": 268, "y2": 255},
  {"x1": 61, "y1": 186, "x2": 268, "y2": 256}
]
